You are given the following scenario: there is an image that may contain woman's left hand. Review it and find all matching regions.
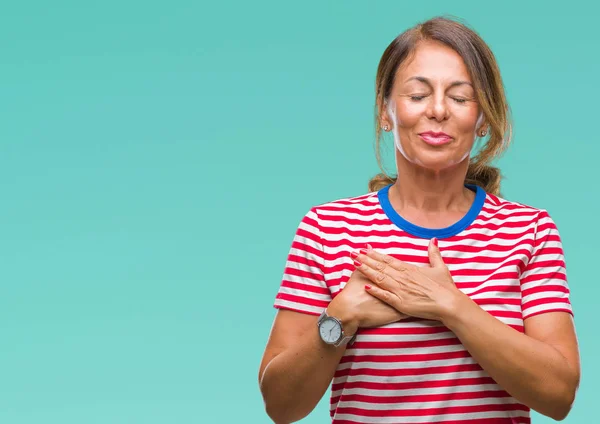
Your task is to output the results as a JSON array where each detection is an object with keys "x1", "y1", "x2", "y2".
[{"x1": 351, "y1": 238, "x2": 466, "y2": 323}]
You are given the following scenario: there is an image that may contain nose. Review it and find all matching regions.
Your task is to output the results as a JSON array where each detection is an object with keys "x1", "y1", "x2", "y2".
[{"x1": 426, "y1": 92, "x2": 449, "y2": 122}]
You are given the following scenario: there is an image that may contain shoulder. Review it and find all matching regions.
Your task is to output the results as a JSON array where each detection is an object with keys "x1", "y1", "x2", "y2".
[
  {"x1": 296, "y1": 190, "x2": 382, "y2": 233},
  {"x1": 309, "y1": 190, "x2": 381, "y2": 222},
  {"x1": 482, "y1": 191, "x2": 551, "y2": 224}
]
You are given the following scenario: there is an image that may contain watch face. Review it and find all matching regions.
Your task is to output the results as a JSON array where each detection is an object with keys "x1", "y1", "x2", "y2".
[{"x1": 319, "y1": 317, "x2": 342, "y2": 344}]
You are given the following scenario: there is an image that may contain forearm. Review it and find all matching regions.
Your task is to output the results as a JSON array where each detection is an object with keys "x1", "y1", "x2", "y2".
[
  {"x1": 260, "y1": 326, "x2": 347, "y2": 423},
  {"x1": 443, "y1": 294, "x2": 577, "y2": 420}
]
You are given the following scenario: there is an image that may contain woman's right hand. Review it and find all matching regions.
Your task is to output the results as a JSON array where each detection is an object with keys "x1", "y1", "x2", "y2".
[{"x1": 327, "y1": 266, "x2": 408, "y2": 335}]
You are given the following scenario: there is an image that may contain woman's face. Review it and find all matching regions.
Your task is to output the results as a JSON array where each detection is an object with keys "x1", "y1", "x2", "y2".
[{"x1": 382, "y1": 40, "x2": 485, "y2": 171}]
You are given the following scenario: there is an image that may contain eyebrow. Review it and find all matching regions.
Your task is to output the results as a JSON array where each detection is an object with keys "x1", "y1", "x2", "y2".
[{"x1": 406, "y1": 76, "x2": 473, "y2": 89}]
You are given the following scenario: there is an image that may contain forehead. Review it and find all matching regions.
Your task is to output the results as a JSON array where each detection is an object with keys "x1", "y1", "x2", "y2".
[{"x1": 396, "y1": 40, "x2": 472, "y2": 84}]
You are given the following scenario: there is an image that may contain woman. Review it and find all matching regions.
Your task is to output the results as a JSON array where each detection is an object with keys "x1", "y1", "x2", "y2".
[{"x1": 259, "y1": 16, "x2": 580, "y2": 424}]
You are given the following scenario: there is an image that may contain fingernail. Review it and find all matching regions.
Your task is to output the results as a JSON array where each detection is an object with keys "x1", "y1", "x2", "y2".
[
  {"x1": 366, "y1": 243, "x2": 373, "y2": 251},
  {"x1": 353, "y1": 260, "x2": 361, "y2": 267},
  {"x1": 359, "y1": 248, "x2": 368, "y2": 255},
  {"x1": 432, "y1": 238, "x2": 438, "y2": 247},
  {"x1": 365, "y1": 284, "x2": 372, "y2": 290},
  {"x1": 350, "y1": 251, "x2": 359, "y2": 259}
]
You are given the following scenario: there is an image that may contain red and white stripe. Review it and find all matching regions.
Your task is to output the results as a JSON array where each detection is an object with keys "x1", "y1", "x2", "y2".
[{"x1": 274, "y1": 190, "x2": 572, "y2": 423}]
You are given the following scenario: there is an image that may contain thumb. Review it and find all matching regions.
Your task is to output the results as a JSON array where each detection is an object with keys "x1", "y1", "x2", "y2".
[{"x1": 428, "y1": 238, "x2": 445, "y2": 268}]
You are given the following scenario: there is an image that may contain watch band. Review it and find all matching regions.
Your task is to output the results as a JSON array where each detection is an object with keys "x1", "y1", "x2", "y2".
[
  {"x1": 336, "y1": 332, "x2": 357, "y2": 348},
  {"x1": 317, "y1": 309, "x2": 357, "y2": 347}
]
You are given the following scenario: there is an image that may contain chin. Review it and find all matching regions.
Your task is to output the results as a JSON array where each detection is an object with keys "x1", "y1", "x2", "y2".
[{"x1": 403, "y1": 149, "x2": 469, "y2": 171}]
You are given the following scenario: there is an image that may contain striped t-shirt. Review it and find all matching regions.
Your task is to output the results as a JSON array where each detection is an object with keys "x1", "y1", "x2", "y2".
[{"x1": 273, "y1": 184, "x2": 573, "y2": 424}]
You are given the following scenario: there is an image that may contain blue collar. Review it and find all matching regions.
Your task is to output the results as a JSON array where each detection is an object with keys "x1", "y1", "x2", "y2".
[{"x1": 377, "y1": 183, "x2": 486, "y2": 239}]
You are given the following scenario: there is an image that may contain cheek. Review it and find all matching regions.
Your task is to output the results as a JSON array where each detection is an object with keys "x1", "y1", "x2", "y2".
[
  {"x1": 455, "y1": 106, "x2": 481, "y2": 133},
  {"x1": 394, "y1": 100, "x2": 424, "y2": 127}
]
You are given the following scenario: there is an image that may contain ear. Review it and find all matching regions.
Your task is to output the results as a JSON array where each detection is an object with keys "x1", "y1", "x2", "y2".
[
  {"x1": 477, "y1": 123, "x2": 489, "y2": 137},
  {"x1": 380, "y1": 101, "x2": 391, "y2": 130},
  {"x1": 475, "y1": 110, "x2": 488, "y2": 136}
]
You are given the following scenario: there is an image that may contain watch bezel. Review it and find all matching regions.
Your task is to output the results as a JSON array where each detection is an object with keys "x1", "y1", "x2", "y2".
[
  {"x1": 318, "y1": 315, "x2": 344, "y2": 345},
  {"x1": 317, "y1": 309, "x2": 356, "y2": 347}
]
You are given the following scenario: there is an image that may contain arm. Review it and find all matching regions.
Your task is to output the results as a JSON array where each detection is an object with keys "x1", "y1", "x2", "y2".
[
  {"x1": 444, "y1": 210, "x2": 580, "y2": 420},
  {"x1": 259, "y1": 208, "x2": 354, "y2": 423},
  {"x1": 261, "y1": 207, "x2": 409, "y2": 422},
  {"x1": 259, "y1": 308, "x2": 352, "y2": 424},
  {"x1": 443, "y1": 296, "x2": 580, "y2": 420}
]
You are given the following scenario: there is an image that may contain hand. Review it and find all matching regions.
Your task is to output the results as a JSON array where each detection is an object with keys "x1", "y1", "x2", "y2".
[
  {"x1": 352, "y1": 238, "x2": 465, "y2": 323},
  {"x1": 327, "y1": 266, "x2": 408, "y2": 336}
]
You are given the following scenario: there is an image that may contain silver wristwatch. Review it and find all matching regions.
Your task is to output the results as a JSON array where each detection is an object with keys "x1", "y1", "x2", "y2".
[{"x1": 317, "y1": 309, "x2": 357, "y2": 347}]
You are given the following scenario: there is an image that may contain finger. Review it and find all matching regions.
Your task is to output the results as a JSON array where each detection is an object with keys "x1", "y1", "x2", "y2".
[
  {"x1": 354, "y1": 249, "x2": 389, "y2": 274},
  {"x1": 354, "y1": 258, "x2": 399, "y2": 293},
  {"x1": 428, "y1": 238, "x2": 446, "y2": 269},
  {"x1": 357, "y1": 246, "x2": 416, "y2": 273},
  {"x1": 364, "y1": 284, "x2": 403, "y2": 310}
]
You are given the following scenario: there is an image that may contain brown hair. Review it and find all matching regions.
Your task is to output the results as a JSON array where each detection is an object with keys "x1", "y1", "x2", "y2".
[{"x1": 369, "y1": 16, "x2": 512, "y2": 196}]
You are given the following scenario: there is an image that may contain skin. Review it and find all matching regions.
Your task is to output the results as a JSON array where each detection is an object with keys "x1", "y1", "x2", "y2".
[
  {"x1": 381, "y1": 40, "x2": 487, "y2": 228},
  {"x1": 258, "y1": 40, "x2": 580, "y2": 423}
]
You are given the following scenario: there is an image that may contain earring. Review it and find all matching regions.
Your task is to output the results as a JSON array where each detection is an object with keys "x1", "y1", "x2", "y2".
[
  {"x1": 383, "y1": 125, "x2": 389, "y2": 131},
  {"x1": 479, "y1": 130, "x2": 487, "y2": 137}
]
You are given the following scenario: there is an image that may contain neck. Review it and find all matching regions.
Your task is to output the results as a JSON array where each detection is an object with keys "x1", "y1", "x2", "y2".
[{"x1": 390, "y1": 151, "x2": 473, "y2": 213}]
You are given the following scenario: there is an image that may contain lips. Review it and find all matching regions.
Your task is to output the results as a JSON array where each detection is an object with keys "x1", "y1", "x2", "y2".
[{"x1": 418, "y1": 131, "x2": 453, "y2": 146}]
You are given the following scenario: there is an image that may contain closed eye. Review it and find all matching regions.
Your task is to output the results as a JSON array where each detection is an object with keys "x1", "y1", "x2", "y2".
[{"x1": 409, "y1": 95, "x2": 469, "y2": 103}]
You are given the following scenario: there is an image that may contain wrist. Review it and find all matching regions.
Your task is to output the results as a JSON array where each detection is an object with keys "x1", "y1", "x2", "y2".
[
  {"x1": 325, "y1": 301, "x2": 359, "y2": 336},
  {"x1": 440, "y1": 289, "x2": 473, "y2": 329}
]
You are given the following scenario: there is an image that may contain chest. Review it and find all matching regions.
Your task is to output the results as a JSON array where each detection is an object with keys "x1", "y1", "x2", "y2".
[{"x1": 322, "y1": 232, "x2": 532, "y2": 331}]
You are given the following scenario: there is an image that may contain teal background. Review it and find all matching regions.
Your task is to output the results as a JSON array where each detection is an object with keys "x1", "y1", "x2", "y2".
[{"x1": 0, "y1": 0, "x2": 596, "y2": 422}]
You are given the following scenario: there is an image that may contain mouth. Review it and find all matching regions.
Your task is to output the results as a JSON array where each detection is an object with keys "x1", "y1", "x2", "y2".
[{"x1": 418, "y1": 131, "x2": 453, "y2": 146}]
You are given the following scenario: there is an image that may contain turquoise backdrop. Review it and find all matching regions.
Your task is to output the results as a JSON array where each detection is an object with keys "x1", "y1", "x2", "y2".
[{"x1": 0, "y1": 0, "x2": 597, "y2": 423}]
